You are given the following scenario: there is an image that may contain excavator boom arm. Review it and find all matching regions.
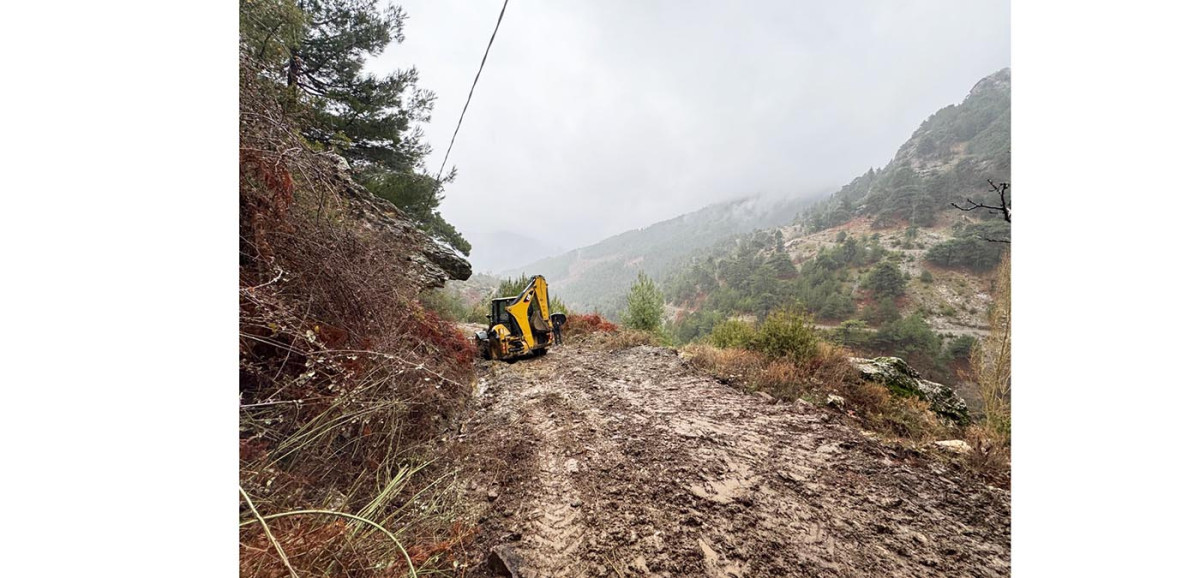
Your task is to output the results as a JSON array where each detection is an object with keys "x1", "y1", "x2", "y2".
[{"x1": 504, "y1": 275, "x2": 552, "y2": 350}]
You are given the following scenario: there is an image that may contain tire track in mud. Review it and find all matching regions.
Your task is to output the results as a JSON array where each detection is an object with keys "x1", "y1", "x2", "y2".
[{"x1": 458, "y1": 343, "x2": 1010, "y2": 577}]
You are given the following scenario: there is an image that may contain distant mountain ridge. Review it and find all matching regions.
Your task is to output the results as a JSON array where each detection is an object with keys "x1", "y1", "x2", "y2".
[{"x1": 503, "y1": 193, "x2": 825, "y2": 317}]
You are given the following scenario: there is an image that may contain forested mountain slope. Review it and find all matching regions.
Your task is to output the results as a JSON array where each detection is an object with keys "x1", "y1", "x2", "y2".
[
  {"x1": 664, "y1": 69, "x2": 1011, "y2": 390},
  {"x1": 504, "y1": 193, "x2": 823, "y2": 318}
]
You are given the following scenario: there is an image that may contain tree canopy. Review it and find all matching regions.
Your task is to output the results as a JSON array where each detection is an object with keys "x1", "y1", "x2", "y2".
[
  {"x1": 863, "y1": 261, "x2": 906, "y2": 298},
  {"x1": 240, "y1": 0, "x2": 470, "y2": 255}
]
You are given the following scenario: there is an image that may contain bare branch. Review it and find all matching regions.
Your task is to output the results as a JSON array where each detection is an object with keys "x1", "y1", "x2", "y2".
[
  {"x1": 986, "y1": 179, "x2": 1012, "y2": 223},
  {"x1": 951, "y1": 198, "x2": 1007, "y2": 213},
  {"x1": 953, "y1": 180, "x2": 1012, "y2": 223}
]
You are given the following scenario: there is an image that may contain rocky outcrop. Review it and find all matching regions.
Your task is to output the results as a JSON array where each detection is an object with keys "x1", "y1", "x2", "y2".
[
  {"x1": 313, "y1": 152, "x2": 472, "y2": 287},
  {"x1": 969, "y1": 67, "x2": 1011, "y2": 98},
  {"x1": 850, "y1": 356, "x2": 970, "y2": 425}
]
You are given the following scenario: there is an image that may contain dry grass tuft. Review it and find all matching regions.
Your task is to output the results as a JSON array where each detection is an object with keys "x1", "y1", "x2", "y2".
[
  {"x1": 972, "y1": 254, "x2": 1011, "y2": 442},
  {"x1": 685, "y1": 344, "x2": 767, "y2": 386},
  {"x1": 684, "y1": 341, "x2": 955, "y2": 442}
]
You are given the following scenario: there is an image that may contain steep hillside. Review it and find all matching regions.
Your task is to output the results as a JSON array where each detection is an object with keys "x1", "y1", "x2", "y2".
[
  {"x1": 803, "y1": 68, "x2": 1010, "y2": 231},
  {"x1": 664, "y1": 70, "x2": 1011, "y2": 391},
  {"x1": 239, "y1": 51, "x2": 481, "y2": 574},
  {"x1": 505, "y1": 193, "x2": 823, "y2": 318}
]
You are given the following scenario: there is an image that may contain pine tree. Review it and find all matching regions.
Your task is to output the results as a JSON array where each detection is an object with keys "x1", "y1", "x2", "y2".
[
  {"x1": 863, "y1": 261, "x2": 906, "y2": 298},
  {"x1": 239, "y1": 0, "x2": 470, "y2": 255},
  {"x1": 622, "y1": 272, "x2": 665, "y2": 333}
]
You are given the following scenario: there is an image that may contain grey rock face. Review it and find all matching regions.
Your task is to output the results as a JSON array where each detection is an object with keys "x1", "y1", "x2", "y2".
[{"x1": 316, "y1": 153, "x2": 472, "y2": 287}]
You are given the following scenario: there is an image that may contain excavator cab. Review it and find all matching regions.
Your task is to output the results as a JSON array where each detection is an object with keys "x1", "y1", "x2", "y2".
[
  {"x1": 487, "y1": 298, "x2": 514, "y2": 329},
  {"x1": 475, "y1": 275, "x2": 567, "y2": 361}
]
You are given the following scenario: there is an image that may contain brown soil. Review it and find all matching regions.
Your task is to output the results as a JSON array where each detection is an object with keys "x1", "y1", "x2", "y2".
[{"x1": 453, "y1": 341, "x2": 1009, "y2": 577}]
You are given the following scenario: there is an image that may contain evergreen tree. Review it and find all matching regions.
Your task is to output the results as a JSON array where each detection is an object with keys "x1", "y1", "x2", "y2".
[
  {"x1": 925, "y1": 221, "x2": 1010, "y2": 271},
  {"x1": 883, "y1": 168, "x2": 920, "y2": 222},
  {"x1": 622, "y1": 272, "x2": 665, "y2": 333},
  {"x1": 911, "y1": 192, "x2": 937, "y2": 226},
  {"x1": 497, "y1": 275, "x2": 532, "y2": 297},
  {"x1": 861, "y1": 297, "x2": 901, "y2": 325},
  {"x1": 766, "y1": 251, "x2": 798, "y2": 279},
  {"x1": 863, "y1": 261, "x2": 906, "y2": 298},
  {"x1": 834, "y1": 319, "x2": 871, "y2": 347},
  {"x1": 872, "y1": 314, "x2": 943, "y2": 370}
]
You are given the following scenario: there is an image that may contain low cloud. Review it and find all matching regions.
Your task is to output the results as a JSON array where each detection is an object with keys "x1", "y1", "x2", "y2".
[{"x1": 368, "y1": 0, "x2": 1010, "y2": 255}]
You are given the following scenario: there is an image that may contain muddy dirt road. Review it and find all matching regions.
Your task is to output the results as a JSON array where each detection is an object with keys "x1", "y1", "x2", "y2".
[{"x1": 454, "y1": 342, "x2": 1010, "y2": 577}]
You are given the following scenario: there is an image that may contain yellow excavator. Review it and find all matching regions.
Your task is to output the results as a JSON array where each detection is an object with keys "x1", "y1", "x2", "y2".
[{"x1": 474, "y1": 275, "x2": 567, "y2": 361}]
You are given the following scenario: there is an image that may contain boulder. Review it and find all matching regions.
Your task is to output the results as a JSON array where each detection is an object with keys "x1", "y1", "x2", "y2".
[
  {"x1": 825, "y1": 394, "x2": 846, "y2": 409},
  {"x1": 850, "y1": 356, "x2": 970, "y2": 425}
]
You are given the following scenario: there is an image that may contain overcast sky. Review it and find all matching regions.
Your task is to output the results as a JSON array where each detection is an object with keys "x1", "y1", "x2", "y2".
[{"x1": 367, "y1": 0, "x2": 1010, "y2": 257}]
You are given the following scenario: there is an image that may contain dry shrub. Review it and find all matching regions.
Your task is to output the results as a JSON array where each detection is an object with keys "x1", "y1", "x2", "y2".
[
  {"x1": 804, "y1": 343, "x2": 947, "y2": 439},
  {"x1": 740, "y1": 341, "x2": 854, "y2": 402},
  {"x1": 240, "y1": 518, "x2": 349, "y2": 578},
  {"x1": 961, "y1": 425, "x2": 1011, "y2": 486},
  {"x1": 404, "y1": 520, "x2": 478, "y2": 567},
  {"x1": 561, "y1": 313, "x2": 659, "y2": 351},
  {"x1": 684, "y1": 344, "x2": 768, "y2": 386},
  {"x1": 804, "y1": 341, "x2": 857, "y2": 388},
  {"x1": 240, "y1": 55, "x2": 474, "y2": 576},
  {"x1": 564, "y1": 312, "x2": 618, "y2": 338},
  {"x1": 754, "y1": 359, "x2": 804, "y2": 398},
  {"x1": 240, "y1": 515, "x2": 478, "y2": 577},
  {"x1": 841, "y1": 383, "x2": 950, "y2": 441},
  {"x1": 240, "y1": 518, "x2": 388, "y2": 578}
]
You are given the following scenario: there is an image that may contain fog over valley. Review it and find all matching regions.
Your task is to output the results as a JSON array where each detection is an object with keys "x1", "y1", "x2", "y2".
[{"x1": 368, "y1": 0, "x2": 1011, "y2": 268}]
